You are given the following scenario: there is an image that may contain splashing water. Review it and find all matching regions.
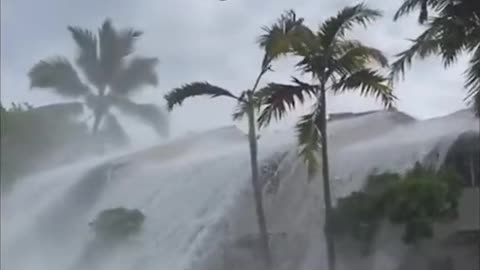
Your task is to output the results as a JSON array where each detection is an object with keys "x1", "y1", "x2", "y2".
[{"x1": 1, "y1": 110, "x2": 477, "y2": 270}]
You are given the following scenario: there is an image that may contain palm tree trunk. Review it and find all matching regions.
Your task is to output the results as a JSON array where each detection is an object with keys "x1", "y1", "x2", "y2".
[
  {"x1": 319, "y1": 87, "x2": 336, "y2": 270},
  {"x1": 92, "y1": 112, "x2": 103, "y2": 133},
  {"x1": 92, "y1": 111, "x2": 106, "y2": 155},
  {"x1": 246, "y1": 91, "x2": 273, "y2": 270}
]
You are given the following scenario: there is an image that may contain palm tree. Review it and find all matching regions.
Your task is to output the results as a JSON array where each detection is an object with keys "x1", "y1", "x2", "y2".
[
  {"x1": 28, "y1": 19, "x2": 166, "y2": 139},
  {"x1": 164, "y1": 11, "x2": 305, "y2": 269},
  {"x1": 255, "y1": 5, "x2": 395, "y2": 270},
  {"x1": 392, "y1": 0, "x2": 480, "y2": 115}
]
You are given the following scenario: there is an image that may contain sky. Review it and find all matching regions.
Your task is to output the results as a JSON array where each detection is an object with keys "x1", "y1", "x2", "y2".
[{"x1": 0, "y1": 0, "x2": 472, "y2": 137}]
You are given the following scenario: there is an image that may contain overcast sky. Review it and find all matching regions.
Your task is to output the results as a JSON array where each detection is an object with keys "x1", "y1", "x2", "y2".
[{"x1": 0, "y1": 0, "x2": 471, "y2": 136}]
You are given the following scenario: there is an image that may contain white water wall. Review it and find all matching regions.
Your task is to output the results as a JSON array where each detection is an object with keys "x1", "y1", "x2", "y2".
[{"x1": 1, "y1": 109, "x2": 477, "y2": 270}]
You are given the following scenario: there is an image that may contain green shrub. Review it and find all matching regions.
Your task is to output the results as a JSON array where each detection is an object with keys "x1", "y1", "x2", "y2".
[
  {"x1": 331, "y1": 162, "x2": 462, "y2": 254},
  {"x1": 89, "y1": 207, "x2": 145, "y2": 241}
]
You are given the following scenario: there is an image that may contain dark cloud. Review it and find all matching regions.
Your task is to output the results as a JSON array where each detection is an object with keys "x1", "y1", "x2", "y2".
[{"x1": 1, "y1": 0, "x2": 470, "y2": 136}]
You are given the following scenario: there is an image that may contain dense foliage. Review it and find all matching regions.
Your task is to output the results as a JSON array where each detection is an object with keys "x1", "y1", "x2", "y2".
[
  {"x1": 0, "y1": 103, "x2": 89, "y2": 191},
  {"x1": 331, "y1": 163, "x2": 462, "y2": 255}
]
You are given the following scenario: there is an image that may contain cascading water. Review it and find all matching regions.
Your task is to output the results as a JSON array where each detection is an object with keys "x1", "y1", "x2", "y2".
[{"x1": 1, "y1": 109, "x2": 477, "y2": 270}]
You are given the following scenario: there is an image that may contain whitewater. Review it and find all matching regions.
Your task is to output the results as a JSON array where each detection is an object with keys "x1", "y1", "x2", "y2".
[{"x1": 1, "y1": 109, "x2": 477, "y2": 270}]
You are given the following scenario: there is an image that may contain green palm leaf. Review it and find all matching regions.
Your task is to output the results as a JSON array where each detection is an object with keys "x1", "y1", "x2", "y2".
[
  {"x1": 318, "y1": 4, "x2": 382, "y2": 50},
  {"x1": 465, "y1": 45, "x2": 480, "y2": 113},
  {"x1": 257, "y1": 78, "x2": 317, "y2": 127},
  {"x1": 296, "y1": 110, "x2": 322, "y2": 177},
  {"x1": 28, "y1": 57, "x2": 90, "y2": 97},
  {"x1": 332, "y1": 41, "x2": 389, "y2": 77},
  {"x1": 111, "y1": 57, "x2": 159, "y2": 95},
  {"x1": 390, "y1": 27, "x2": 442, "y2": 81},
  {"x1": 68, "y1": 26, "x2": 104, "y2": 89},
  {"x1": 337, "y1": 41, "x2": 388, "y2": 67},
  {"x1": 165, "y1": 82, "x2": 238, "y2": 110},
  {"x1": 394, "y1": 0, "x2": 430, "y2": 22},
  {"x1": 332, "y1": 69, "x2": 395, "y2": 108},
  {"x1": 391, "y1": 16, "x2": 468, "y2": 81},
  {"x1": 111, "y1": 97, "x2": 167, "y2": 136},
  {"x1": 258, "y1": 10, "x2": 310, "y2": 64}
]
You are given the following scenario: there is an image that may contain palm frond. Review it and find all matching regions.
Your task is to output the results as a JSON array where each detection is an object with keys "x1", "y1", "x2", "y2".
[
  {"x1": 332, "y1": 69, "x2": 395, "y2": 108},
  {"x1": 28, "y1": 57, "x2": 90, "y2": 97},
  {"x1": 117, "y1": 28, "x2": 143, "y2": 58},
  {"x1": 391, "y1": 16, "x2": 466, "y2": 81},
  {"x1": 296, "y1": 110, "x2": 322, "y2": 177},
  {"x1": 394, "y1": 0, "x2": 427, "y2": 22},
  {"x1": 390, "y1": 28, "x2": 441, "y2": 81},
  {"x1": 333, "y1": 40, "x2": 389, "y2": 77},
  {"x1": 67, "y1": 26, "x2": 104, "y2": 89},
  {"x1": 111, "y1": 97, "x2": 167, "y2": 136},
  {"x1": 394, "y1": 0, "x2": 452, "y2": 23},
  {"x1": 257, "y1": 77, "x2": 317, "y2": 127},
  {"x1": 111, "y1": 57, "x2": 159, "y2": 95},
  {"x1": 465, "y1": 45, "x2": 480, "y2": 114},
  {"x1": 258, "y1": 10, "x2": 310, "y2": 64},
  {"x1": 318, "y1": 3, "x2": 382, "y2": 50},
  {"x1": 164, "y1": 82, "x2": 238, "y2": 111},
  {"x1": 99, "y1": 19, "x2": 142, "y2": 83}
]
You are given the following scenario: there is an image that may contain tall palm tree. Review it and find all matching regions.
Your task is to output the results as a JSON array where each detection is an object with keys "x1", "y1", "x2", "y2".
[
  {"x1": 392, "y1": 0, "x2": 480, "y2": 115},
  {"x1": 255, "y1": 4, "x2": 395, "y2": 270},
  {"x1": 28, "y1": 19, "x2": 166, "y2": 138},
  {"x1": 164, "y1": 11, "x2": 305, "y2": 269}
]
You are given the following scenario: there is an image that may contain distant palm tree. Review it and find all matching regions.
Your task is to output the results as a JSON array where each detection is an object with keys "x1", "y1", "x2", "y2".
[
  {"x1": 164, "y1": 11, "x2": 305, "y2": 269},
  {"x1": 392, "y1": 0, "x2": 480, "y2": 115},
  {"x1": 255, "y1": 5, "x2": 395, "y2": 270},
  {"x1": 28, "y1": 19, "x2": 166, "y2": 137}
]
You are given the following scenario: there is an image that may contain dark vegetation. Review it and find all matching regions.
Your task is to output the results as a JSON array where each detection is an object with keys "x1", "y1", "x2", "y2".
[
  {"x1": 89, "y1": 207, "x2": 145, "y2": 241},
  {"x1": 0, "y1": 103, "x2": 89, "y2": 191},
  {"x1": 331, "y1": 163, "x2": 462, "y2": 255}
]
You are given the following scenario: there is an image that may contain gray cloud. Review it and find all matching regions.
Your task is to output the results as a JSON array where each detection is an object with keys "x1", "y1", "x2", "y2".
[{"x1": 1, "y1": 0, "x2": 470, "y2": 137}]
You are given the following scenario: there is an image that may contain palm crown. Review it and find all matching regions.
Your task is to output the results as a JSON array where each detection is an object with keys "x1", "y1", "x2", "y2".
[
  {"x1": 28, "y1": 19, "x2": 166, "y2": 136},
  {"x1": 255, "y1": 4, "x2": 395, "y2": 173}
]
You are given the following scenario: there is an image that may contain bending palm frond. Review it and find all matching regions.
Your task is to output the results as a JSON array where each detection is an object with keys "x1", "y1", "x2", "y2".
[
  {"x1": 68, "y1": 26, "x2": 103, "y2": 89},
  {"x1": 318, "y1": 3, "x2": 382, "y2": 49},
  {"x1": 257, "y1": 78, "x2": 317, "y2": 127},
  {"x1": 99, "y1": 19, "x2": 142, "y2": 83},
  {"x1": 394, "y1": 0, "x2": 430, "y2": 22},
  {"x1": 259, "y1": 10, "x2": 310, "y2": 65},
  {"x1": 333, "y1": 69, "x2": 395, "y2": 108},
  {"x1": 465, "y1": 45, "x2": 480, "y2": 114},
  {"x1": 394, "y1": 0, "x2": 480, "y2": 23},
  {"x1": 112, "y1": 57, "x2": 159, "y2": 95},
  {"x1": 165, "y1": 82, "x2": 239, "y2": 111},
  {"x1": 296, "y1": 110, "x2": 322, "y2": 177},
  {"x1": 112, "y1": 96, "x2": 167, "y2": 136},
  {"x1": 390, "y1": 22, "x2": 444, "y2": 81},
  {"x1": 333, "y1": 41, "x2": 389, "y2": 76},
  {"x1": 28, "y1": 57, "x2": 90, "y2": 97}
]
